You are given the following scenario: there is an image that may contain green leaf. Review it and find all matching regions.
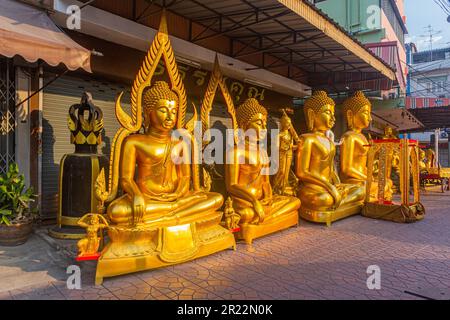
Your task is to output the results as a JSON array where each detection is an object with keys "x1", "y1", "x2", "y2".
[
  {"x1": 1, "y1": 215, "x2": 11, "y2": 225},
  {"x1": 0, "y1": 209, "x2": 12, "y2": 215}
]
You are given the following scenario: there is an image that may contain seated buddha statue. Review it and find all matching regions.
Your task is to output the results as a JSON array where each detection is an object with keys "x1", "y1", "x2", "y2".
[
  {"x1": 226, "y1": 98, "x2": 300, "y2": 244},
  {"x1": 295, "y1": 91, "x2": 365, "y2": 225},
  {"x1": 107, "y1": 81, "x2": 224, "y2": 227},
  {"x1": 339, "y1": 91, "x2": 372, "y2": 185},
  {"x1": 419, "y1": 149, "x2": 427, "y2": 173}
]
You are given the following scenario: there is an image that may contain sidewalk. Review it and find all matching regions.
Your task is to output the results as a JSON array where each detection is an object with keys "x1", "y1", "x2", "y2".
[{"x1": 1, "y1": 192, "x2": 450, "y2": 300}]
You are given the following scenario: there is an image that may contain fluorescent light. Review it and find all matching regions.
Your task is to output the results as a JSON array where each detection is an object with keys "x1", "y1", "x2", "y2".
[
  {"x1": 175, "y1": 56, "x2": 202, "y2": 69},
  {"x1": 243, "y1": 78, "x2": 273, "y2": 89}
]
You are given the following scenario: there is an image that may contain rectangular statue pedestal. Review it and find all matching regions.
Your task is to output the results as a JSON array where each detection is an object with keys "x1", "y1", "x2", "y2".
[
  {"x1": 94, "y1": 211, "x2": 235, "y2": 285},
  {"x1": 300, "y1": 202, "x2": 363, "y2": 227},
  {"x1": 236, "y1": 210, "x2": 298, "y2": 244}
]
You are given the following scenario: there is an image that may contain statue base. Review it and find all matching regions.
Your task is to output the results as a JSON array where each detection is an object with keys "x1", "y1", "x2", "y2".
[
  {"x1": 94, "y1": 211, "x2": 235, "y2": 285},
  {"x1": 236, "y1": 210, "x2": 298, "y2": 245},
  {"x1": 300, "y1": 202, "x2": 363, "y2": 227},
  {"x1": 48, "y1": 226, "x2": 85, "y2": 240}
]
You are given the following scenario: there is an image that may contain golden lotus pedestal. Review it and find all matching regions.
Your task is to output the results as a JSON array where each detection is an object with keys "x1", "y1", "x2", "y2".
[
  {"x1": 299, "y1": 202, "x2": 364, "y2": 227},
  {"x1": 236, "y1": 210, "x2": 299, "y2": 245},
  {"x1": 95, "y1": 211, "x2": 235, "y2": 285}
]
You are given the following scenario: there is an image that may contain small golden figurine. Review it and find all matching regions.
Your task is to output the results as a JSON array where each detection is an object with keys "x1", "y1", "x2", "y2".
[
  {"x1": 223, "y1": 197, "x2": 240, "y2": 231},
  {"x1": 272, "y1": 110, "x2": 299, "y2": 196},
  {"x1": 226, "y1": 98, "x2": 301, "y2": 244},
  {"x1": 77, "y1": 214, "x2": 109, "y2": 259},
  {"x1": 295, "y1": 91, "x2": 365, "y2": 226}
]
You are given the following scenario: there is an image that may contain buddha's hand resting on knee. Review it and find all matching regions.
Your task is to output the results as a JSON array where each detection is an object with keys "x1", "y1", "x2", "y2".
[
  {"x1": 329, "y1": 185, "x2": 342, "y2": 209},
  {"x1": 252, "y1": 200, "x2": 266, "y2": 224},
  {"x1": 133, "y1": 194, "x2": 146, "y2": 224}
]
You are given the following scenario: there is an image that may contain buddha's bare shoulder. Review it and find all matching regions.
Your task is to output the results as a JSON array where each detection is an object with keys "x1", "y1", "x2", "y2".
[{"x1": 299, "y1": 133, "x2": 319, "y2": 143}]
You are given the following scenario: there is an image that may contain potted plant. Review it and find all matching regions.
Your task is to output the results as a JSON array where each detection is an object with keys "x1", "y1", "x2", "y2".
[{"x1": 0, "y1": 163, "x2": 37, "y2": 246}]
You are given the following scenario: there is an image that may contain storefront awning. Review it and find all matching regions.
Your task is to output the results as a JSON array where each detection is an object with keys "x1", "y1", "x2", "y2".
[
  {"x1": 372, "y1": 108, "x2": 424, "y2": 132},
  {"x1": 365, "y1": 41, "x2": 406, "y2": 91},
  {"x1": 116, "y1": 0, "x2": 396, "y2": 93},
  {"x1": 0, "y1": 0, "x2": 91, "y2": 72},
  {"x1": 409, "y1": 105, "x2": 450, "y2": 132}
]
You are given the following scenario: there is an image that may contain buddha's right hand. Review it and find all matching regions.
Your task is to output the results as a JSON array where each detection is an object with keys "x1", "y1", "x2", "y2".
[
  {"x1": 252, "y1": 200, "x2": 265, "y2": 224},
  {"x1": 329, "y1": 185, "x2": 342, "y2": 209},
  {"x1": 132, "y1": 194, "x2": 146, "y2": 224}
]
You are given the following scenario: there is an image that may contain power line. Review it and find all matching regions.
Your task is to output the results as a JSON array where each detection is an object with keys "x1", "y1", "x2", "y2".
[
  {"x1": 434, "y1": 0, "x2": 449, "y2": 14},
  {"x1": 436, "y1": 0, "x2": 450, "y2": 14},
  {"x1": 402, "y1": 59, "x2": 450, "y2": 96}
]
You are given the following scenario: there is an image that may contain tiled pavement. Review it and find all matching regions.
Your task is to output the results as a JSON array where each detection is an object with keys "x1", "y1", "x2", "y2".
[{"x1": 1, "y1": 192, "x2": 450, "y2": 300}]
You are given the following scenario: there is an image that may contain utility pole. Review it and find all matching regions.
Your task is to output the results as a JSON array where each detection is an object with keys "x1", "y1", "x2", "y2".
[{"x1": 420, "y1": 25, "x2": 442, "y2": 61}]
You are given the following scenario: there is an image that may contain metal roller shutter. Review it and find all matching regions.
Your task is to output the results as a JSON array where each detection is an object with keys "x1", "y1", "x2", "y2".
[{"x1": 42, "y1": 74, "x2": 130, "y2": 220}]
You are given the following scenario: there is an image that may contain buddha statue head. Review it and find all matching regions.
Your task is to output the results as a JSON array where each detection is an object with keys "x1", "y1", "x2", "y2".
[
  {"x1": 280, "y1": 111, "x2": 292, "y2": 131},
  {"x1": 342, "y1": 91, "x2": 372, "y2": 131},
  {"x1": 142, "y1": 81, "x2": 179, "y2": 133},
  {"x1": 236, "y1": 98, "x2": 268, "y2": 141},
  {"x1": 383, "y1": 126, "x2": 396, "y2": 139},
  {"x1": 419, "y1": 149, "x2": 426, "y2": 161},
  {"x1": 303, "y1": 91, "x2": 335, "y2": 132}
]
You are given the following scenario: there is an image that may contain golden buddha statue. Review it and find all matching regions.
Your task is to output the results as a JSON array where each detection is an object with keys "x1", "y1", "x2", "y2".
[
  {"x1": 419, "y1": 149, "x2": 427, "y2": 173},
  {"x1": 340, "y1": 91, "x2": 372, "y2": 185},
  {"x1": 425, "y1": 148, "x2": 437, "y2": 169},
  {"x1": 272, "y1": 110, "x2": 299, "y2": 196},
  {"x1": 92, "y1": 12, "x2": 235, "y2": 285},
  {"x1": 107, "y1": 81, "x2": 223, "y2": 226},
  {"x1": 295, "y1": 91, "x2": 365, "y2": 226},
  {"x1": 225, "y1": 98, "x2": 300, "y2": 244}
]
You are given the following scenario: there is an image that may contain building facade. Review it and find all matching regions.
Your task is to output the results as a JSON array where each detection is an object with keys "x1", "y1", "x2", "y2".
[{"x1": 1, "y1": 0, "x2": 398, "y2": 220}]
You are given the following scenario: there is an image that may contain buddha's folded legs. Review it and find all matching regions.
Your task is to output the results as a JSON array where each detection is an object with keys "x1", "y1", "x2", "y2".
[
  {"x1": 338, "y1": 184, "x2": 365, "y2": 206},
  {"x1": 232, "y1": 195, "x2": 300, "y2": 224},
  {"x1": 298, "y1": 185, "x2": 334, "y2": 211},
  {"x1": 107, "y1": 192, "x2": 224, "y2": 225},
  {"x1": 299, "y1": 183, "x2": 365, "y2": 212}
]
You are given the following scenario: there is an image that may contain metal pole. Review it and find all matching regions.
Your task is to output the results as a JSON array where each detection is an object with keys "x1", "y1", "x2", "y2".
[{"x1": 435, "y1": 128, "x2": 440, "y2": 166}]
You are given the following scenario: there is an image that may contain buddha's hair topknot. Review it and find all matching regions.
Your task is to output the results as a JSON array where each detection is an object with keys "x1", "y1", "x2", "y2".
[
  {"x1": 143, "y1": 81, "x2": 179, "y2": 113},
  {"x1": 235, "y1": 98, "x2": 268, "y2": 128},
  {"x1": 342, "y1": 91, "x2": 371, "y2": 115},
  {"x1": 303, "y1": 91, "x2": 335, "y2": 115}
]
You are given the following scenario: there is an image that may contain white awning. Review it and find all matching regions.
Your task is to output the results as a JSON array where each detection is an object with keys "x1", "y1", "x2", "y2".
[{"x1": 0, "y1": 0, "x2": 91, "y2": 72}]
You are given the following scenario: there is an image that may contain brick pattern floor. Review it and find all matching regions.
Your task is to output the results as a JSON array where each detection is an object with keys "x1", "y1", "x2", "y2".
[{"x1": 1, "y1": 192, "x2": 450, "y2": 300}]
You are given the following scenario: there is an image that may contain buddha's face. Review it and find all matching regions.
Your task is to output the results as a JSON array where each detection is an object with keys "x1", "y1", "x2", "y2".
[
  {"x1": 148, "y1": 99, "x2": 177, "y2": 132},
  {"x1": 246, "y1": 113, "x2": 267, "y2": 141},
  {"x1": 353, "y1": 105, "x2": 372, "y2": 129},
  {"x1": 313, "y1": 104, "x2": 335, "y2": 131},
  {"x1": 419, "y1": 150, "x2": 426, "y2": 160},
  {"x1": 385, "y1": 127, "x2": 393, "y2": 136}
]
